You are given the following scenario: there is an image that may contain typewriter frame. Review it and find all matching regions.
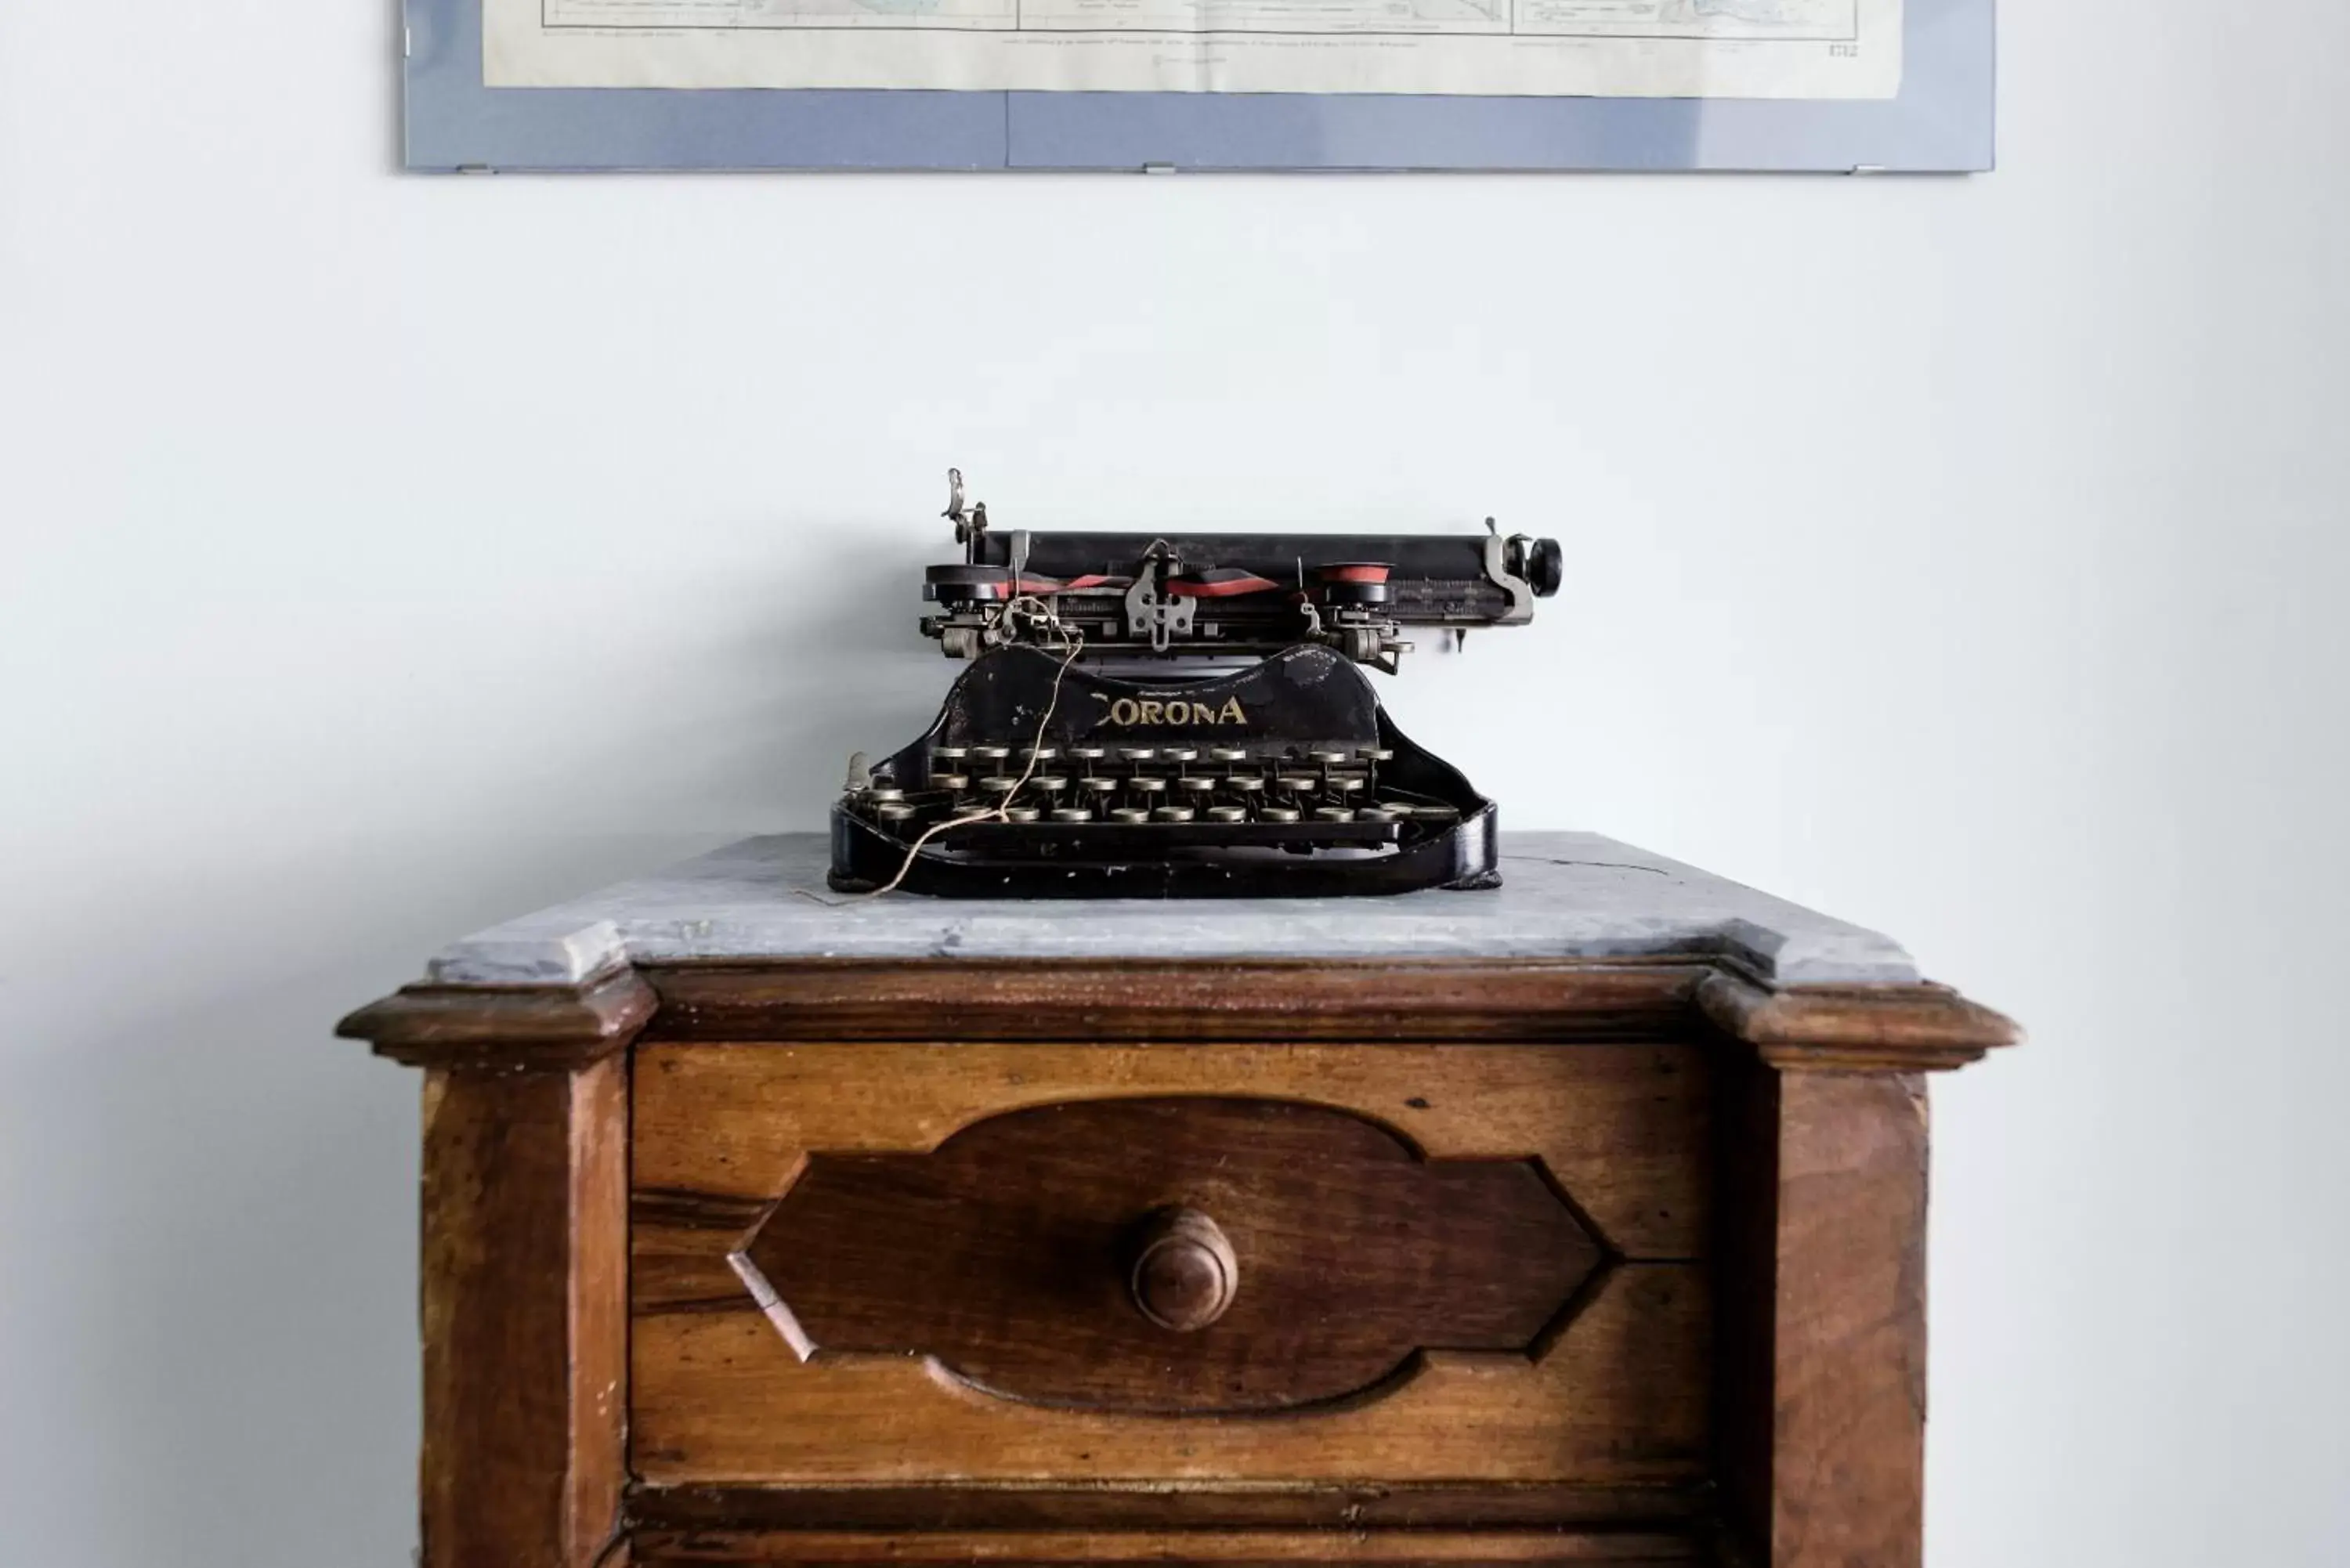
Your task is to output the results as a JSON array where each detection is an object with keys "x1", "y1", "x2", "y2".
[{"x1": 830, "y1": 645, "x2": 1502, "y2": 898}]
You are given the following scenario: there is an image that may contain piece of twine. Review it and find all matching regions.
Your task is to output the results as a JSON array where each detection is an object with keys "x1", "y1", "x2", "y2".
[{"x1": 808, "y1": 594, "x2": 1086, "y2": 903}]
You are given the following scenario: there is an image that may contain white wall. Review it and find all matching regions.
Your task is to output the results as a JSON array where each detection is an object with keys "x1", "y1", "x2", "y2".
[{"x1": 5, "y1": 1, "x2": 2347, "y2": 1563}]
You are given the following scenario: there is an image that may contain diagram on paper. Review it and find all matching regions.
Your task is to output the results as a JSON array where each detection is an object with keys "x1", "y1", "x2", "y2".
[
  {"x1": 542, "y1": 0, "x2": 1853, "y2": 34},
  {"x1": 503, "y1": 0, "x2": 1898, "y2": 96},
  {"x1": 1513, "y1": 0, "x2": 1855, "y2": 37},
  {"x1": 544, "y1": 0, "x2": 1020, "y2": 26}
]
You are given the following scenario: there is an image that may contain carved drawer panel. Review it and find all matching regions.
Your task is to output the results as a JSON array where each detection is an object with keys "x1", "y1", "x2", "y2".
[{"x1": 631, "y1": 1042, "x2": 1712, "y2": 1487}]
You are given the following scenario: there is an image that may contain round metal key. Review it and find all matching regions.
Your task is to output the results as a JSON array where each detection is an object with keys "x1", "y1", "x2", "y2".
[
  {"x1": 1408, "y1": 804, "x2": 1459, "y2": 822},
  {"x1": 1178, "y1": 776, "x2": 1217, "y2": 794},
  {"x1": 1207, "y1": 805, "x2": 1249, "y2": 822},
  {"x1": 1021, "y1": 746, "x2": 1060, "y2": 763},
  {"x1": 1162, "y1": 747, "x2": 1198, "y2": 764},
  {"x1": 1367, "y1": 748, "x2": 1395, "y2": 764},
  {"x1": 1356, "y1": 806, "x2": 1398, "y2": 823},
  {"x1": 1119, "y1": 747, "x2": 1157, "y2": 764},
  {"x1": 1313, "y1": 806, "x2": 1354, "y2": 822},
  {"x1": 974, "y1": 745, "x2": 1012, "y2": 762},
  {"x1": 874, "y1": 802, "x2": 915, "y2": 822},
  {"x1": 1003, "y1": 806, "x2": 1041, "y2": 823},
  {"x1": 1153, "y1": 806, "x2": 1196, "y2": 823},
  {"x1": 1227, "y1": 775, "x2": 1265, "y2": 793},
  {"x1": 1310, "y1": 750, "x2": 1352, "y2": 766},
  {"x1": 1209, "y1": 747, "x2": 1251, "y2": 764},
  {"x1": 1029, "y1": 775, "x2": 1069, "y2": 793},
  {"x1": 866, "y1": 786, "x2": 905, "y2": 803},
  {"x1": 1277, "y1": 774, "x2": 1320, "y2": 793},
  {"x1": 1129, "y1": 777, "x2": 1168, "y2": 796},
  {"x1": 931, "y1": 746, "x2": 970, "y2": 761},
  {"x1": 1110, "y1": 807, "x2": 1152, "y2": 824},
  {"x1": 1079, "y1": 776, "x2": 1119, "y2": 796},
  {"x1": 978, "y1": 777, "x2": 1020, "y2": 796},
  {"x1": 1327, "y1": 776, "x2": 1365, "y2": 796},
  {"x1": 1259, "y1": 806, "x2": 1300, "y2": 823},
  {"x1": 928, "y1": 772, "x2": 971, "y2": 791},
  {"x1": 1068, "y1": 746, "x2": 1108, "y2": 764},
  {"x1": 1050, "y1": 807, "x2": 1094, "y2": 822}
]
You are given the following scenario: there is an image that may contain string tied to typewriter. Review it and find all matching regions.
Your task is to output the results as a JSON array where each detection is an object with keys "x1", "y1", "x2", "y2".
[{"x1": 833, "y1": 591, "x2": 1086, "y2": 901}]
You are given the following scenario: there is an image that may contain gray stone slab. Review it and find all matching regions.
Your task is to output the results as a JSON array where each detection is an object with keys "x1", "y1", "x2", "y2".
[{"x1": 424, "y1": 832, "x2": 1916, "y2": 988}]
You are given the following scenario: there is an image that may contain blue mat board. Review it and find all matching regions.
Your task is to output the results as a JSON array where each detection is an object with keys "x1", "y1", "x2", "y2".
[{"x1": 405, "y1": 0, "x2": 1990, "y2": 172}]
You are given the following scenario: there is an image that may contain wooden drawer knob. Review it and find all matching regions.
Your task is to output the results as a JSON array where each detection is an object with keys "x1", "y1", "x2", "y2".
[{"x1": 1127, "y1": 1209, "x2": 1238, "y2": 1332}]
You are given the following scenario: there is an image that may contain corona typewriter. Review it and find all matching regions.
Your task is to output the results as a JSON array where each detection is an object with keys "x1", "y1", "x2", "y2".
[{"x1": 830, "y1": 471, "x2": 1562, "y2": 898}]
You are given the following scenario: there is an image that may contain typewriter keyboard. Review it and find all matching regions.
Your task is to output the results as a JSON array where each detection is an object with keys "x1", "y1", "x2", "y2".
[{"x1": 850, "y1": 743, "x2": 1462, "y2": 837}]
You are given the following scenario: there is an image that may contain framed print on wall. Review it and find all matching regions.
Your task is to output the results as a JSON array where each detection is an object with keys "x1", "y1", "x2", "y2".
[{"x1": 403, "y1": 0, "x2": 1992, "y2": 172}]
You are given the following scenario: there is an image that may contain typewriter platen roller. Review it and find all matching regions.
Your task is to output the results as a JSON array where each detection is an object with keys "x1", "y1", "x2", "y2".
[{"x1": 829, "y1": 471, "x2": 1560, "y2": 898}]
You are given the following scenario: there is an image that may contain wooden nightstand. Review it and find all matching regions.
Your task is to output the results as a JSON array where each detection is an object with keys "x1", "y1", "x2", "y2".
[{"x1": 338, "y1": 832, "x2": 2016, "y2": 1568}]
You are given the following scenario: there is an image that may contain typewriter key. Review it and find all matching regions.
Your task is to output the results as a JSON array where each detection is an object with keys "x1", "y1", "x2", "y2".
[
  {"x1": 1079, "y1": 776, "x2": 1118, "y2": 796},
  {"x1": 1178, "y1": 776, "x2": 1217, "y2": 794},
  {"x1": 1367, "y1": 748, "x2": 1395, "y2": 764},
  {"x1": 1069, "y1": 746, "x2": 1107, "y2": 763},
  {"x1": 974, "y1": 745, "x2": 1012, "y2": 762},
  {"x1": 1119, "y1": 747, "x2": 1157, "y2": 764},
  {"x1": 1311, "y1": 750, "x2": 1352, "y2": 767},
  {"x1": 1050, "y1": 807, "x2": 1094, "y2": 822},
  {"x1": 1003, "y1": 807, "x2": 1041, "y2": 823},
  {"x1": 1313, "y1": 806, "x2": 1354, "y2": 822},
  {"x1": 931, "y1": 746, "x2": 969, "y2": 761},
  {"x1": 1021, "y1": 746, "x2": 1060, "y2": 763},
  {"x1": 1277, "y1": 774, "x2": 1320, "y2": 793},
  {"x1": 1207, "y1": 805, "x2": 1249, "y2": 823},
  {"x1": 1356, "y1": 806, "x2": 1398, "y2": 823},
  {"x1": 1110, "y1": 807, "x2": 1152, "y2": 824},
  {"x1": 1162, "y1": 747, "x2": 1198, "y2": 765},
  {"x1": 1327, "y1": 776, "x2": 1365, "y2": 796},
  {"x1": 1129, "y1": 776, "x2": 1167, "y2": 797},
  {"x1": 1153, "y1": 806, "x2": 1195, "y2": 823},
  {"x1": 1209, "y1": 747, "x2": 1251, "y2": 764},
  {"x1": 1408, "y1": 804, "x2": 1460, "y2": 822},
  {"x1": 1227, "y1": 775, "x2": 1265, "y2": 793},
  {"x1": 866, "y1": 787, "x2": 906, "y2": 803},
  {"x1": 978, "y1": 777, "x2": 1020, "y2": 796},
  {"x1": 1260, "y1": 807, "x2": 1300, "y2": 823},
  {"x1": 927, "y1": 772, "x2": 971, "y2": 791},
  {"x1": 1030, "y1": 775, "x2": 1069, "y2": 793},
  {"x1": 874, "y1": 803, "x2": 915, "y2": 822}
]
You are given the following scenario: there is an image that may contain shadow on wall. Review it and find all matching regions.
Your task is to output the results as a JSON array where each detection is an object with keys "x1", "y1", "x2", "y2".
[
  {"x1": 0, "y1": 515, "x2": 1076, "y2": 1567},
  {"x1": 0, "y1": 833, "x2": 724, "y2": 1568}
]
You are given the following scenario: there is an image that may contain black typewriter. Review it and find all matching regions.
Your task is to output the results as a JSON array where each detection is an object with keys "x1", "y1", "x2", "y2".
[{"x1": 830, "y1": 471, "x2": 1561, "y2": 898}]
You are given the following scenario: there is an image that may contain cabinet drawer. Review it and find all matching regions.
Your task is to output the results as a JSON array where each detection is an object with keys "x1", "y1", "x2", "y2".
[{"x1": 630, "y1": 1041, "x2": 1712, "y2": 1488}]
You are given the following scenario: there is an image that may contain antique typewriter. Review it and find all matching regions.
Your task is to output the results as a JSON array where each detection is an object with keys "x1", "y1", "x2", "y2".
[{"x1": 830, "y1": 472, "x2": 1561, "y2": 898}]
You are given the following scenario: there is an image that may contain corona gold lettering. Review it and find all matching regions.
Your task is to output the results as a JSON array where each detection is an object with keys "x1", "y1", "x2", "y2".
[{"x1": 1092, "y1": 695, "x2": 1253, "y2": 728}]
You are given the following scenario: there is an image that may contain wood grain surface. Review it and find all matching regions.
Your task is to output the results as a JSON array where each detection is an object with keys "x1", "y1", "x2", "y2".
[
  {"x1": 1765, "y1": 1071, "x2": 1931, "y2": 1568},
  {"x1": 630, "y1": 1040, "x2": 1712, "y2": 1486},
  {"x1": 418, "y1": 1057, "x2": 627, "y2": 1568},
  {"x1": 1697, "y1": 974, "x2": 2018, "y2": 1071},
  {"x1": 624, "y1": 1480, "x2": 1716, "y2": 1532},
  {"x1": 342, "y1": 970, "x2": 656, "y2": 1070},
  {"x1": 639, "y1": 959, "x2": 1702, "y2": 1043},
  {"x1": 629, "y1": 1527, "x2": 1709, "y2": 1565},
  {"x1": 335, "y1": 946, "x2": 2016, "y2": 1566},
  {"x1": 739, "y1": 1097, "x2": 1601, "y2": 1413}
]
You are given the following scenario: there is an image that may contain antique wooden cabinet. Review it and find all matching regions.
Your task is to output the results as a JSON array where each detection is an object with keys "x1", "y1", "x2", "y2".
[{"x1": 338, "y1": 832, "x2": 2016, "y2": 1568}]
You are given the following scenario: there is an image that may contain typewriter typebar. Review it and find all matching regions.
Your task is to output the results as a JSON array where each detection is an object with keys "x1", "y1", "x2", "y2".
[{"x1": 830, "y1": 471, "x2": 1560, "y2": 898}]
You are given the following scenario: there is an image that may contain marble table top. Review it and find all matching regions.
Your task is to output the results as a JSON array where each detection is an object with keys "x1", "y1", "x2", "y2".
[{"x1": 425, "y1": 832, "x2": 1915, "y2": 988}]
